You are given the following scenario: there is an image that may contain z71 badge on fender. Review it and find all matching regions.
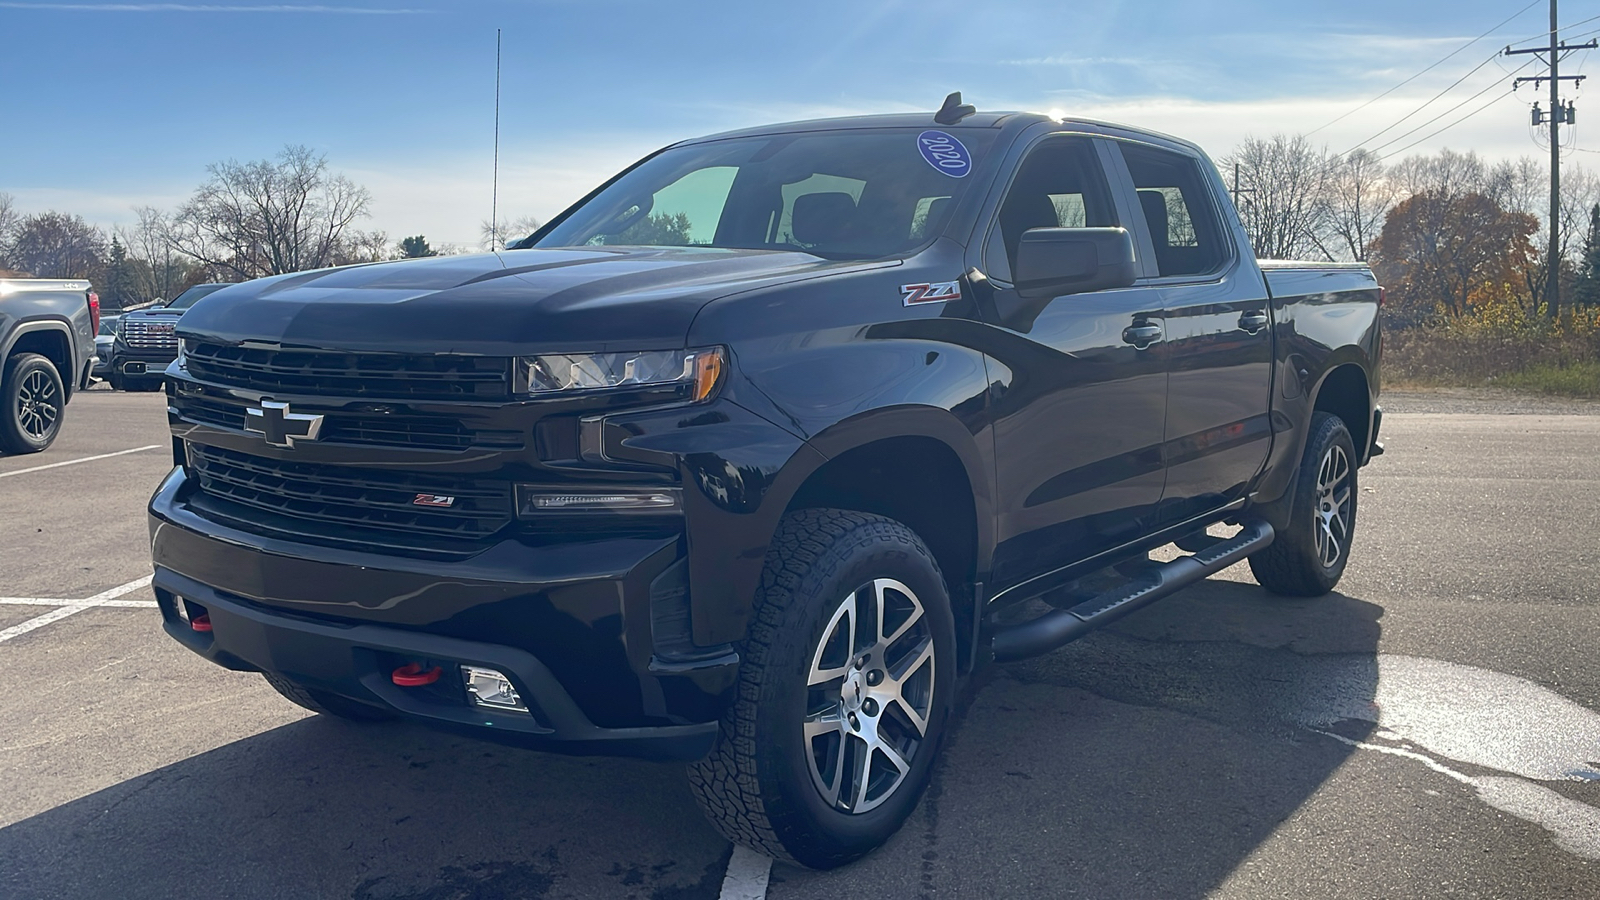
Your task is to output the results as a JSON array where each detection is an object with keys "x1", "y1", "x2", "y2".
[{"x1": 901, "y1": 281, "x2": 961, "y2": 306}]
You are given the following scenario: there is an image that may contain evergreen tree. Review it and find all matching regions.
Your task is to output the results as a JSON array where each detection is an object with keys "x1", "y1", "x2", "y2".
[
  {"x1": 1573, "y1": 203, "x2": 1600, "y2": 309},
  {"x1": 104, "y1": 236, "x2": 134, "y2": 309},
  {"x1": 399, "y1": 235, "x2": 437, "y2": 258}
]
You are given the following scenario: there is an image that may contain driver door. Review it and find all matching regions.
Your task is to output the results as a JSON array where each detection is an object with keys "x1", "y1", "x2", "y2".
[{"x1": 982, "y1": 137, "x2": 1169, "y2": 590}]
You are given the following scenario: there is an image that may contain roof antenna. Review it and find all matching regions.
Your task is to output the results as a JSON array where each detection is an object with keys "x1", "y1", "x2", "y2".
[{"x1": 934, "y1": 91, "x2": 976, "y2": 125}]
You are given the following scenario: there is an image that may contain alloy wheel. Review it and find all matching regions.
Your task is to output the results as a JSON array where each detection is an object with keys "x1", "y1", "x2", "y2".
[
  {"x1": 803, "y1": 578, "x2": 936, "y2": 815},
  {"x1": 16, "y1": 370, "x2": 60, "y2": 441},
  {"x1": 1314, "y1": 444, "x2": 1352, "y2": 568}
]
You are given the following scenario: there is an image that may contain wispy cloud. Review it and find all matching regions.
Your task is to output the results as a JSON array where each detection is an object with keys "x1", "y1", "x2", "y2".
[
  {"x1": 0, "y1": 3, "x2": 423, "y2": 12},
  {"x1": 999, "y1": 56, "x2": 1154, "y2": 68}
]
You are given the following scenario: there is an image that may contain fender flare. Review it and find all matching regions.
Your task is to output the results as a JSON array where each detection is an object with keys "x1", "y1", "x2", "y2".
[
  {"x1": 2, "y1": 319, "x2": 79, "y2": 397},
  {"x1": 794, "y1": 403, "x2": 996, "y2": 575}
]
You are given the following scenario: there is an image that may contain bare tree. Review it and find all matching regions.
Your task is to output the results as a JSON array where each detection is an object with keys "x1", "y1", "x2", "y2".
[
  {"x1": 330, "y1": 229, "x2": 393, "y2": 265},
  {"x1": 1481, "y1": 156, "x2": 1598, "y2": 311},
  {"x1": 0, "y1": 192, "x2": 20, "y2": 266},
  {"x1": 480, "y1": 215, "x2": 543, "y2": 251},
  {"x1": 117, "y1": 206, "x2": 194, "y2": 304},
  {"x1": 6, "y1": 211, "x2": 107, "y2": 280},
  {"x1": 1388, "y1": 148, "x2": 1490, "y2": 205},
  {"x1": 168, "y1": 145, "x2": 371, "y2": 280},
  {"x1": 1320, "y1": 150, "x2": 1395, "y2": 261},
  {"x1": 1222, "y1": 134, "x2": 1333, "y2": 261}
]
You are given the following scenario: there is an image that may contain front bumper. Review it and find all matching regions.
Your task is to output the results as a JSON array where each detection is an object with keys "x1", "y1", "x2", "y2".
[
  {"x1": 111, "y1": 346, "x2": 178, "y2": 376},
  {"x1": 149, "y1": 467, "x2": 738, "y2": 760}
]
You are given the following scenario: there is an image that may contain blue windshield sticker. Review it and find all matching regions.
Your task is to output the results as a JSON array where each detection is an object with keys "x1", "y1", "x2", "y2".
[{"x1": 917, "y1": 130, "x2": 971, "y2": 178}]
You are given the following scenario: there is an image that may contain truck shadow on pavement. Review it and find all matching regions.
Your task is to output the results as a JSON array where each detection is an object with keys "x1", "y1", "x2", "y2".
[
  {"x1": 0, "y1": 579, "x2": 1381, "y2": 900},
  {"x1": 770, "y1": 579, "x2": 1384, "y2": 899}
]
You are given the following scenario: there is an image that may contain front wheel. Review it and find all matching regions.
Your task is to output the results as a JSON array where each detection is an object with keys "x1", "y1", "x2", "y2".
[
  {"x1": 688, "y1": 509, "x2": 955, "y2": 869},
  {"x1": 1250, "y1": 412, "x2": 1359, "y2": 596}
]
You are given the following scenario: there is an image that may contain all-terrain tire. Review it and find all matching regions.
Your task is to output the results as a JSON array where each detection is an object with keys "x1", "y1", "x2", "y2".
[
  {"x1": 687, "y1": 508, "x2": 956, "y2": 869},
  {"x1": 1250, "y1": 411, "x2": 1359, "y2": 596},
  {"x1": 262, "y1": 672, "x2": 394, "y2": 722},
  {"x1": 1, "y1": 352, "x2": 66, "y2": 455}
]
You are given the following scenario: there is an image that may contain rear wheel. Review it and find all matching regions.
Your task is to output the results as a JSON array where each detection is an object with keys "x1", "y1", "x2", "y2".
[
  {"x1": 688, "y1": 509, "x2": 955, "y2": 869},
  {"x1": 1, "y1": 353, "x2": 65, "y2": 455},
  {"x1": 1250, "y1": 412, "x2": 1358, "y2": 596},
  {"x1": 262, "y1": 672, "x2": 394, "y2": 722}
]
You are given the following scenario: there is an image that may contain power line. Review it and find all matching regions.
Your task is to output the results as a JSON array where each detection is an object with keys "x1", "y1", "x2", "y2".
[
  {"x1": 1343, "y1": 52, "x2": 1510, "y2": 154},
  {"x1": 1377, "y1": 87, "x2": 1519, "y2": 159},
  {"x1": 1307, "y1": 0, "x2": 1540, "y2": 136},
  {"x1": 1366, "y1": 58, "x2": 1535, "y2": 156}
]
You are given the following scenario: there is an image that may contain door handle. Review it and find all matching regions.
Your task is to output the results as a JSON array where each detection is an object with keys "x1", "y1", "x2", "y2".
[
  {"x1": 1238, "y1": 311, "x2": 1270, "y2": 334},
  {"x1": 1122, "y1": 323, "x2": 1163, "y2": 349}
]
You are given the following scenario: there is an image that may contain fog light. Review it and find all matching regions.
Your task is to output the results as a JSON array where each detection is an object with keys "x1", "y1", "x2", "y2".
[{"x1": 461, "y1": 666, "x2": 528, "y2": 713}]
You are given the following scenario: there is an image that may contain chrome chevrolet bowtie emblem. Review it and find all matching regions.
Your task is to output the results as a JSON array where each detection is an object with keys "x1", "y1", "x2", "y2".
[{"x1": 244, "y1": 400, "x2": 324, "y2": 448}]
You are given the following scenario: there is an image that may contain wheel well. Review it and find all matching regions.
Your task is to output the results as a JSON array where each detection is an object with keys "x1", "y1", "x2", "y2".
[
  {"x1": 1313, "y1": 364, "x2": 1371, "y2": 455},
  {"x1": 7, "y1": 329, "x2": 74, "y2": 395},
  {"x1": 788, "y1": 436, "x2": 980, "y2": 672}
]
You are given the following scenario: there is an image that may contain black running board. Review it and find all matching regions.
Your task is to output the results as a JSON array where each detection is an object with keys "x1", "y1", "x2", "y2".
[{"x1": 990, "y1": 520, "x2": 1275, "y2": 662}]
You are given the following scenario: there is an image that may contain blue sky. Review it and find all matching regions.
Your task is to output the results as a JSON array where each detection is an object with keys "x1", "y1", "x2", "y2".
[{"x1": 1, "y1": 0, "x2": 1595, "y2": 247}]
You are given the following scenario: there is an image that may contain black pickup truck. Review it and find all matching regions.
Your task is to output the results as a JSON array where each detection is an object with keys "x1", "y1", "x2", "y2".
[
  {"x1": 149, "y1": 97, "x2": 1381, "y2": 868},
  {"x1": 109, "y1": 283, "x2": 230, "y2": 391},
  {"x1": 0, "y1": 277, "x2": 99, "y2": 453}
]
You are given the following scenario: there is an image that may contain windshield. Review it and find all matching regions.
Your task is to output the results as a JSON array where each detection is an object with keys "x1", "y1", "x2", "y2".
[
  {"x1": 98, "y1": 317, "x2": 119, "y2": 336},
  {"x1": 533, "y1": 128, "x2": 998, "y2": 260},
  {"x1": 166, "y1": 283, "x2": 228, "y2": 310}
]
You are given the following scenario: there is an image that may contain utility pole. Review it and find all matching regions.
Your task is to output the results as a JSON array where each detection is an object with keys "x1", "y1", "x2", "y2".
[
  {"x1": 1506, "y1": 0, "x2": 1596, "y2": 319},
  {"x1": 1230, "y1": 161, "x2": 1255, "y2": 214}
]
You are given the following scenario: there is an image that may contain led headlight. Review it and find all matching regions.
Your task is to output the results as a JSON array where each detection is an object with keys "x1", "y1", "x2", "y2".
[
  {"x1": 175, "y1": 338, "x2": 191, "y2": 368},
  {"x1": 514, "y1": 347, "x2": 724, "y2": 401},
  {"x1": 516, "y1": 485, "x2": 681, "y2": 517}
]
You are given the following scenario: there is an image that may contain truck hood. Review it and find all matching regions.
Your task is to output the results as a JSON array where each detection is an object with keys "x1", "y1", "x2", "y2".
[{"x1": 177, "y1": 247, "x2": 885, "y2": 354}]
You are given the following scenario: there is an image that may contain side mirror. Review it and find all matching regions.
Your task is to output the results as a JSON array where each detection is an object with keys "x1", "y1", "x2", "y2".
[{"x1": 1013, "y1": 227, "x2": 1138, "y2": 299}]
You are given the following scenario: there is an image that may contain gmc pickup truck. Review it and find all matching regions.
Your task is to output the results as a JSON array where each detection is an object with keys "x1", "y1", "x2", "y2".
[
  {"x1": 149, "y1": 96, "x2": 1381, "y2": 868},
  {"x1": 0, "y1": 277, "x2": 99, "y2": 453}
]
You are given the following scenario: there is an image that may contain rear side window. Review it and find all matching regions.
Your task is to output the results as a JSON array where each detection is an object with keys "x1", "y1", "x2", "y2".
[{"x1": 1118, "y1": 144, "x2": 1227, "y2": 278}]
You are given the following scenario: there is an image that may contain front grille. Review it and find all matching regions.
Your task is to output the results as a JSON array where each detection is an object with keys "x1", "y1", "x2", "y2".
[
  {"x1": 187, "y1": 444, "x2": 513, "y2": 541},
  {"x1": 187, "y1": 342, "x2": 510, "y2": 400},
  {"x1": 122, "y1": 319, "x2": 179, "y2": 351},
  {"x1": 178, "y1": 395, "x2": 524, "y2": 452}
]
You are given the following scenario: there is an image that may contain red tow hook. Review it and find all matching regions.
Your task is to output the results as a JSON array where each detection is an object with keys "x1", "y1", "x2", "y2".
[
  {"x1": 392, "y1": 662, "x2": 442, "y2": 687},
  {"x1": 189, "y1": 614, "x2": 212, "y2": 633}
]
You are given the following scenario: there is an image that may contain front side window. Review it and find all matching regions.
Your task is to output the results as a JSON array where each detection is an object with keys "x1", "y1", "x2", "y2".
[
  {"x1": 535, "y1": 129, "x2": 999, "y2": 260},
  {"x1": 1119, "y1": 144, "x2": 1227, "y2": 278},
  {"x1": 984, "y1": 138, "x2": 1118, "y2": 282}
]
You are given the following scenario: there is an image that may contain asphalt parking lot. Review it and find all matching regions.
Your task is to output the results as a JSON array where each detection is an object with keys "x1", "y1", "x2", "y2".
[{"x1": 2, "y1": 387, "x2": 1599, "y2": 899}]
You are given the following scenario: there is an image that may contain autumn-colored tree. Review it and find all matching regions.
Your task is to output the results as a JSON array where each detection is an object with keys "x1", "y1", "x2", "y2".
[
  {"x1": 1368, "y1": 190, "x2": 1538, "y2": 325},
  {"x1": 5, "y1": 211, "x2": 107, "y2": 280}
]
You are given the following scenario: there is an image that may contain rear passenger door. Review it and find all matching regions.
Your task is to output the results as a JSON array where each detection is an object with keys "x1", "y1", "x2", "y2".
[{"x1": 1114, "y1": 141, "x2": 1274, "y2": 524}]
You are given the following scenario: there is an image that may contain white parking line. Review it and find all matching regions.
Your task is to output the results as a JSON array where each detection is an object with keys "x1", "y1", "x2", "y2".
[
  {"x1": 0, "y1": 597, "x2": 158, "y2": 608},
  {"x1": 717, "y1": 845, "x2": 773, "y2": 900},
  {"x1": 0, "y1": 444, "x2": 162, "y2": 478},
  {"x1": 0, "y1": 575, "x2": 155, "y2": 644}
]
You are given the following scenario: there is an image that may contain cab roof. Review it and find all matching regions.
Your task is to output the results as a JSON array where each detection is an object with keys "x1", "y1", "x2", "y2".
[{"x1": 680, "y1": 111, "x2": 1048, "y2": 145}]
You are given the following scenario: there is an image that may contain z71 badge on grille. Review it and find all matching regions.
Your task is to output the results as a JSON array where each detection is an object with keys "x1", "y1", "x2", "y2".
[
  {"x1": 413, "y1": 494, "x2": 457, "y2": 508},
  {"x1": 900, "y1": 281, "x2": 961, "y2": 306}
]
